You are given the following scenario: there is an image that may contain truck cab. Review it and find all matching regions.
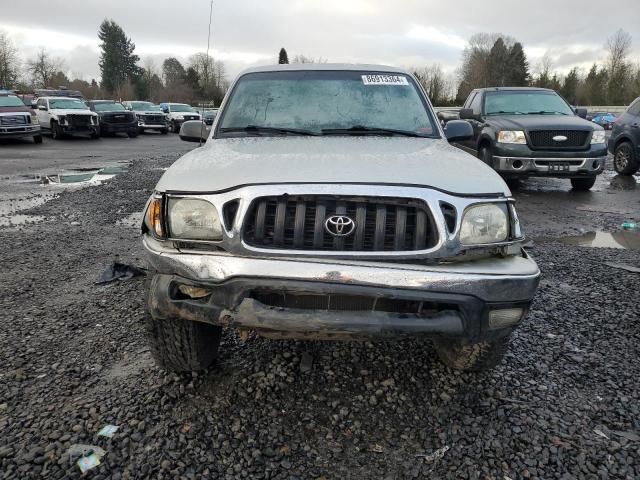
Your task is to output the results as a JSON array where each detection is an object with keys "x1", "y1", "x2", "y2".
[
  {"x1": 0, "y1": 91, "x2": 42, "y2": 144},
  {"x1": 452, "y1": 87, "x2": 607, "y2": 191}
]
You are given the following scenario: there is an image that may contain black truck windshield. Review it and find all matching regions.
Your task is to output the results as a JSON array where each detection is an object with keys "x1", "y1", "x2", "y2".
[
  {"x1": 484, "y1": 91, "x2": 574, "y2": 116},
  {"x1": 218, "y1": 70, "x2": 438, "y2": 137}
]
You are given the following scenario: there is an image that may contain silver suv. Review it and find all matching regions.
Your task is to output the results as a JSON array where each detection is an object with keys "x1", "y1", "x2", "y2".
[{"x1": 141, "y1": 64, "x2": 540, "y2": 373}]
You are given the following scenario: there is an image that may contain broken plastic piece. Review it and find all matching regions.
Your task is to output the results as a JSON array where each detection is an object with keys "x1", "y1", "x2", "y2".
[
  {"x1": 96, "y1": 262, "x2": 146, "y2": 284},
  {"x1": 77, "y1": 453, "x2": 101, "y2": 473},
  {"x1": 416, "y1": 445, "x2": 450, "y2": 463},
  {"x1": 97, "y1": 425, "x2": 119, "y2": 438},
  {"x1": 178, "y1": 284, "x2": 210, "y2": 299},
  {"x1": 621, "y1": 221, "x2": 638, "y2": 230},
  {"x1": 68, "y1": 444, "x2": 106, "y2": 459}
]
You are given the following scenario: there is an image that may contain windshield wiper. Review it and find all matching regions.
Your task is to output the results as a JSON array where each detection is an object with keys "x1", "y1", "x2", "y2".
[
  {"x1": 525, "y1": 111, "x2": 569, "y2": 115},
  {"x1": 321, "y1": 126, "x2": 424, "y2": 137},
  {"x1": 486, "y1": 111, "x2": 524, "y2": 116},
  {"x1": 219, "y1": 125, "x2": 319, "y2": 136}
]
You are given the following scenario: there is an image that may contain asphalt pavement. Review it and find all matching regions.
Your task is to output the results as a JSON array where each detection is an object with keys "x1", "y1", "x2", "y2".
[{"x1": 0, "y1": 133, "x2": 638, "y2": 479}]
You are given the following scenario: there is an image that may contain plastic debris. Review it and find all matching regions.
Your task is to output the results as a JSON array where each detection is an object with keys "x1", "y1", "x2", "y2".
[
  {"x1": 369, "y1": 444, "x2": 384, "y2": 453},
  {"x1": 594, "y1": 428, "x2": 609, "y2": 440},
  {"x1": 416, "y1": 445, "x2": 450, "y2": 463},
  {"x1": 77, "y1": 453, "x2": 102, "y2": 473},
  {"x1": 611, "y1": 430, "x2": 640, "y2": 442},
  {"x1": 603, "y1": 262, "x2": 640, "y2": 274},
  {"x1": 96, "y1": 262, "x2": 146, "y2": 284},
  {"x1": 97, "y1": 424, "x2": 119, "y2": 438},
  {"x1": 621, "y1": 221, "x2": 638, "y2": 230},
  {"x1": 300, "y1": 352, "x2": 314, "y2": 373}
]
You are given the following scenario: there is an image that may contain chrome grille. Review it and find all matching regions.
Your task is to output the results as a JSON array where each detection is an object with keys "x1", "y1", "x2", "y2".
[
  {"x1": 243, "y1": 195, "x2": 437, "y2": 252},
  {"x1": 0, "y1": 115, "x2": 28, "y2": 126},
  {"x1": 528, "y1": 130, "x2": 590, "y2": 149}
]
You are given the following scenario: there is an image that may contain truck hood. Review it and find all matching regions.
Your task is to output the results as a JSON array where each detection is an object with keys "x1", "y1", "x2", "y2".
[
  {"x1": 50, "y1": 109, "x2": 95, "y2": 116},
  {"x1": 488, "y1": 114, "x2": 600, "y2": 131},
  {"x1": 156, "y1": 137, "x2": 510, "y2": 196},
  {"x1": 0, "y1": 106, "x2": 30, "y2": 114}
]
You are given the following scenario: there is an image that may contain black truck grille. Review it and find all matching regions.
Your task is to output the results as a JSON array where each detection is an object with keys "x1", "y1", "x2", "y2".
[
  {"x1": 102, "y1": 113, "x2": 134, "y2": 124},
  {"x1": 143, "y1": 114, "x2": 165, "y2": 124},
  {"x1": 243, "y1": 195, "x2": 438, "y2": 252},
  {"x1": 0, "y1": 115, "x2": 28, "y2": 126},
  {"x1": 183, "y1": 115, "x2": 199, "y2": 121},
  {"x1": 528, "y1": 130, "x2": 590, "y2": 149},
  {"x1": 68, "y1": 115, "x2": 92, "y2": 127}
]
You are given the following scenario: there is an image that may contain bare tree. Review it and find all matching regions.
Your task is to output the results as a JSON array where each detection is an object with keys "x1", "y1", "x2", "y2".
[
  {"x1": 605, "y1": 29, "x2": 633, "y2": 104},
  {"x1": 414, "y1": 64, "x2": 451, "y2": 105},
  {"x1": 606, "y1": 29, "x2": 632, "y2": 74},
  {"x1": 291, "y1": 54, "x2": 327, "y2": 64},
  {"x1": 27, "y1": 49, "x2": 64, "y2": 88},
  {"x1": 0, "y1": 31, "x2": 20, "y2": 88}
]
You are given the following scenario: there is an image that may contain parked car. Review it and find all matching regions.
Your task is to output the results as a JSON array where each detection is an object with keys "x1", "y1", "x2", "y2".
[
  {"x1": 0, "y1": 92, "x2": 42, "y2": 143},
  {"x1": 590, "y1": 112, "x2": 617, "y2": 130},
  {"x1": 451, "y1": 87, "x2": 607, "y2": 191},
  {"x1": 159, "y1": 103, "x2": 201, "y2": 133},
  {"x1": 608, "y1": 97, "x2": 640, "y2": 175},
  {"x1": 201, "y1": 108, "x2": 218, "y2": 126},
  {"x1": 87, "y1": 100, "x2": 138, "y2": 138},
  {"x1": 141, "y1": 64, "x2": 540, "y2": 374},
  {"x1": 34, "y1": 96, "x2": 99, "y2": 139},
  {"x1": 122, "y1": 101, "x2": 168, "y2": 134},
  {"x1": 179, "y1": 120, "x2": 211, "y2": 142}
]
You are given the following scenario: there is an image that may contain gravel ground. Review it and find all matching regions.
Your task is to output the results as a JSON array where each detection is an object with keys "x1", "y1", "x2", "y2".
[{"x1": 0, "y1": 147, "x2": 639, "y2": 479}]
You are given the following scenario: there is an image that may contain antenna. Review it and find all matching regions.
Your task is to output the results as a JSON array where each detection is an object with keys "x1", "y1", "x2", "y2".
[{"x1": 199, "y1": 0, "x2": 214, "y2": 146}]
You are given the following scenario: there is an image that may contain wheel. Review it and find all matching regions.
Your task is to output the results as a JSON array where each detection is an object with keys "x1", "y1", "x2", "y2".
[
  {"x1": 51, "y1": 120, "x2": 64, "y2": 140},
  {"x1": 91, "y1": 131, "x2": 100, "y2": 140},
  {"x1": 433, "y1": 335, "x2": 511, "y2": 371},
  {"x1": 160, "y1": 128, "x2": 168, "y2": 135},
  {"x1": 613, "y1": 141, "x2": 639, "y2": 175},
  {"x1": 33, "y1": 135, "x2": 43, "y2": 144},
  {"x1": 127, "y1": 131, "x2": 139, "y2": 138},
  {"x1": 478, "y1": 145, "x2": 493, "y2": 166},
  {"x1": 170, "y1": 121, "x2": 180, "y2": 133},
  {"x1": 138, "y1": 127, "x2": 145, "y2": 135},
  {"x1": 570, "y1": 177, "x2": 596, "y2": 191},
  {"x1": 146, "y1": 314, "x2": 222, "y2": 372}
]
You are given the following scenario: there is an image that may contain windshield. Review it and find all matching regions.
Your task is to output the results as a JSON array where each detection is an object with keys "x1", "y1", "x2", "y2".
[
  {"x1": 169, "y1": 104, "x2": 195, "y2": 112},
  {"x1": 131, "y1": 102, "x2": 160, "y2": 111},
  {"x1": 49, "y1": 99, "x2": 88, "y2": 110},
  {"x1": 484, "y1": 91, "x2": 574, "y2": 115},
  {"x1": 218, "y1": 70, "x2": 437, "y2": 137},
  {"x1": 93, "y1": 102, "x2": 126, "y2": 112},
  {"x1": 0, "y1": 95, "x2": 25, "y2": 107}
]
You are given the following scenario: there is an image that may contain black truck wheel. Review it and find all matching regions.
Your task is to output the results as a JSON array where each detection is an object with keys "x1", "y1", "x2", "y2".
[
  {"x1": 433, "y1": 335, "x2": 510, "y2": 371},
  {"x1": 613, "y1": 141, "x2": 639, "y2": 175},
  {"x1": 570, "y1": 177, "x2": 596, "y2": 191},
  {"x1": 51, "y1": 120, "x2": 64, "y2": 140},
  {"x1": 160, "y1": 128, "x2": 168, "y2": 135},
  {"x1": 33, "y1": 135, "x2": 43, "y2": 144},
  {"x1": 146, "y1": 314, "x2": 222, "y2": 372}
]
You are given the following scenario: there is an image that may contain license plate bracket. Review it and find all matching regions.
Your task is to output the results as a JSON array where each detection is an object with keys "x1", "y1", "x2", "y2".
[{"x1": 548, "y1": 162, "x2": 570, "y2": 172}]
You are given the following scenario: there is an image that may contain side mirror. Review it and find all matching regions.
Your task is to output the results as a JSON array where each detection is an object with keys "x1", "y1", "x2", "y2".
[
  {"x1": 38, "y1": 105, "x2": 48, "y2": 111},
  {"x1": 31, "y1": 101, "x2": 37, "y2": 109},
  {"x1": 459, "y1": 108, "x2": 475, "y2": 120},
  {"x1": 444, "y1": 120, "x2": 474, "y2": 142},
  {"x1": 575, "y1": 107, "x2": 587, "y2": 119}
]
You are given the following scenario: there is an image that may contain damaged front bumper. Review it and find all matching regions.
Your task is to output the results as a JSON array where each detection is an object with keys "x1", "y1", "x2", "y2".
[{"x1": 143, "y1": 236, "x2": 540, "y2": 340}]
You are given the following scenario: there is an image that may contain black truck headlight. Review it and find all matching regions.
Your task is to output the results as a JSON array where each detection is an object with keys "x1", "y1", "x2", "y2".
[{"x1": 167, "y1": 198, "x2": 222, "y2": 240}]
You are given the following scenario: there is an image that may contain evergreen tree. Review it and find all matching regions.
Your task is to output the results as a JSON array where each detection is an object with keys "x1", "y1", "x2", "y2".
[
  {"x1": 162, "y1": 57, "x2": 187, "y2": 87},
  {"x1": 98, "y1": 19, "x2": 141, "y2": 95},
  {"x1": 560, "y1": 68, "x2": 580, "y2": 104},
  {"x1": 487, "y1": 37, "x2": 509, "y2": 86},
  {"x1": 278, "y1": 48, "x2": 289, "y2": 65},
  {"x1": 506, "y1": 42, "x2": 529, "y2": 86},
  {"x1": 584, "y1": 64, "x2": 609, "y2": 105}
]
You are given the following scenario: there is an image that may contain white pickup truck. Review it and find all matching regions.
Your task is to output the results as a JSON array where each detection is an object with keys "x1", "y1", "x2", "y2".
[
  {"x1": 35, "y1": 96, "x2": 99, "y2": 139},
  {"x1": 159, "y1": 103, "x2": 201, "y2": 133}
]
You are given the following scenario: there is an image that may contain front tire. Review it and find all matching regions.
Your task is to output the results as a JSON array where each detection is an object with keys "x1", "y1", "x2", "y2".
[
  {"x1": 613, "y1": 141, "x2": 639, "y2": 175},
  {"x1": 170, "y1": 121, "x2": 180, "y2": 133},
  {"x1": 434, "y1": 335, "x2": 511, "y2": 371},
  {"x1": 570, "y1": 177, "x2": 596, "y2": 191},
  {"x1": 160, "y1": 128, "x2": 168, "y2": 135},
  {"x1": 51, "y1": 121, "x2": 64, "y2": 140},
  {"x1": 146, "y1": 315, "x2": 222, "y2": 372},
  {"x1": 127, "y1": 131, "x2": 139, "y2": 138},
  {"x1": 478, "y1": 145, "x2": 493, "y2": 167},
  {"x1": 33, "y1": 135, "x2": 43, "y2": 144}
]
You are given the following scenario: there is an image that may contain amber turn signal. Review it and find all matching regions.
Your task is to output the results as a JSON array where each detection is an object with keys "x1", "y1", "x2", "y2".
[{"x1": 149, "y1": 197, "x2": 164, "y2": 238}]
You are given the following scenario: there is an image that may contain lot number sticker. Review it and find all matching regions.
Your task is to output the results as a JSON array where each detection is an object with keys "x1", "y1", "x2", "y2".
[{"x1": 362, "y1": 74, "x2": 409, "y2": 86}]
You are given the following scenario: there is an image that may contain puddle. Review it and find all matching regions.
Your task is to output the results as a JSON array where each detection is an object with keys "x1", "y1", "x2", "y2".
[
  {"x1": 535, "y1": 230, "x2": 640, "y2": 250},
  {"x1": 608, "y1": 174, "x2": 639, "y2": 191},
  {"x1": 0, "y1": 214, "x2": 45, "y2": 227}
]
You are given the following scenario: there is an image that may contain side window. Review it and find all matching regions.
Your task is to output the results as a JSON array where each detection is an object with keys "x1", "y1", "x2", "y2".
[
  {"x1": 37, "y1": 98, "x2": 46, "y2": 108},
  {"x1": 464, "y1": 92, "x2": 476, "y2": 109},
  {"x1": 628, "y1": 99, "x2": 640, "y2": 116},
  {"x1": 470, "y1": 93, "x2": 483, "y2": 115}
]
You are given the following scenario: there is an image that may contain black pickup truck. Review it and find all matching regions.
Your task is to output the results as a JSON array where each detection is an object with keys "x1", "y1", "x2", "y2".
[{"x1": 449, "y1": 87, "x2": 607, "y2": 191}]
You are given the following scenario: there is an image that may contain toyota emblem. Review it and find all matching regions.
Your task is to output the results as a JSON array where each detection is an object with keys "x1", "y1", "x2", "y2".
[{"x1": 324, "y1": 215, "x2": 356, "y2": 237}]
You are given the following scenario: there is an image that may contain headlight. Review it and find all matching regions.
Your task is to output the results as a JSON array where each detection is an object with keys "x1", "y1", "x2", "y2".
[
  {"x1": 497, "y1": 130, "x2": 526, "y2": 144},
  {"x1": 460, "y1": 203, "x2": 509, "y2": 245},
  {"x1": 591, "y1": 130, "x2": 606, "y2": 144},
  {"x1": 168, "y1": 198, "x2": 222, "y2": 240}
]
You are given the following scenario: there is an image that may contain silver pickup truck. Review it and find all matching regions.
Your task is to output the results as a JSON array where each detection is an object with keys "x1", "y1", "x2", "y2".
[{"x1": 142, "y1": 64, "x2": 540, "y2": 373}]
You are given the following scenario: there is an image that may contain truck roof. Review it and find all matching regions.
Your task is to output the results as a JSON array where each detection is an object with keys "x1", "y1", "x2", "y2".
[
  {"x1": 240, "y1": 63, "x2": 409, "y2": 75},
  {"x1": 472, "y1": 87, "x2": 555, "y2": 93}
]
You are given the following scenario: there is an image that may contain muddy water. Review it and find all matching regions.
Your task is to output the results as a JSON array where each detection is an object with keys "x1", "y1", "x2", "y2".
[{"x1": 534, "y1": 230, "x2": 640, "y2": 251}]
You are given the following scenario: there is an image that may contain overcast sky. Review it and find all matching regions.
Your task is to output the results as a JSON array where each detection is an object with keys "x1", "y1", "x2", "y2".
[{"x1": 1, "y1": 0, "x2": 639, "y2": 82}]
